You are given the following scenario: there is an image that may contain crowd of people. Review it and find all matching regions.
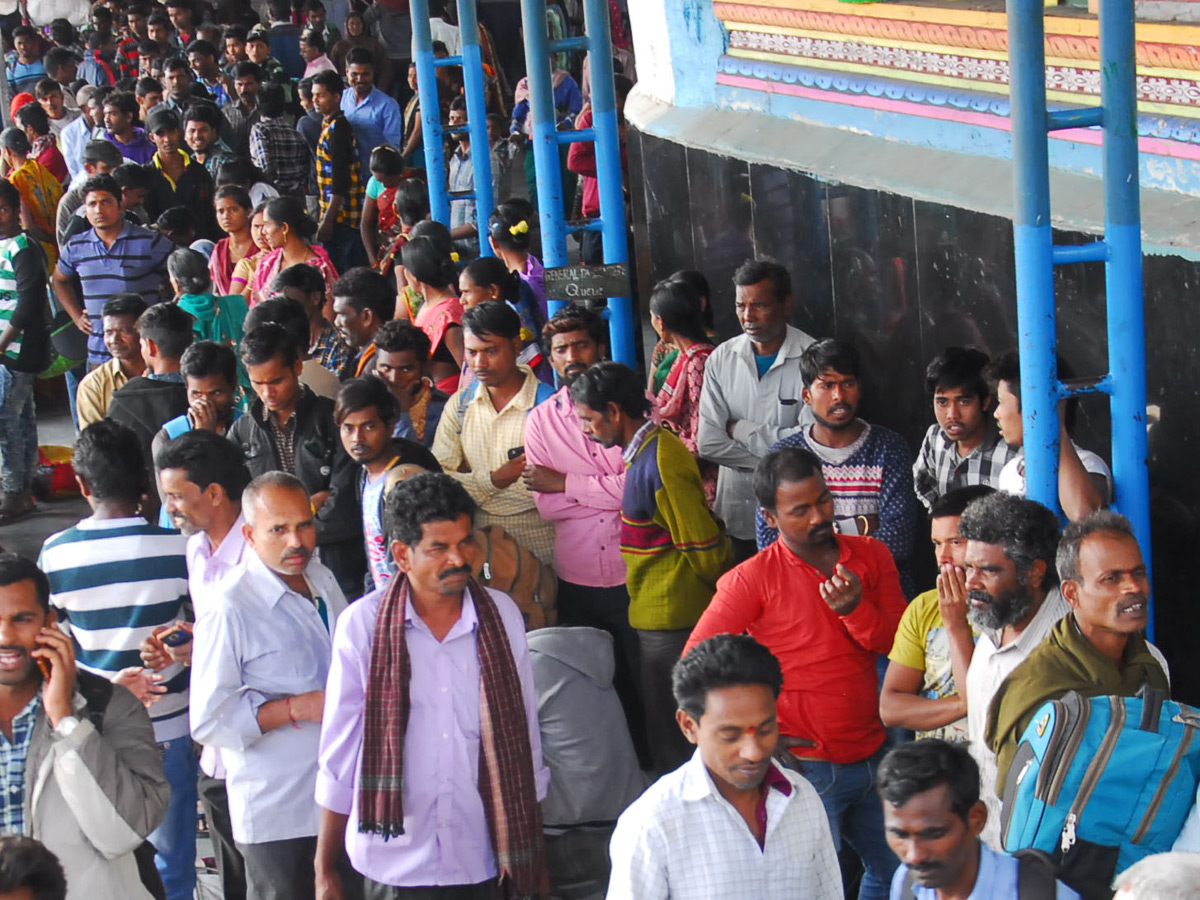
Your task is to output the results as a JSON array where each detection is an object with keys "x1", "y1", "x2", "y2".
[{"x1": 0, "y1": 1, "x2": 1193, "y2": 900}]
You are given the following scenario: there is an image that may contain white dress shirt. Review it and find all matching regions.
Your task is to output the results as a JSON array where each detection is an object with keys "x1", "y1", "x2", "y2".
[
  {"x1": 696, "y1": 325, "x2": 816, "y2": 540},
  {"x1": 606, "y1": 751, "x2": 842, "y2": 900},
  {"x1": 190, "y1": 549, "x2": 347, "y2": 844},
  {"x1": 966, "y1": 587, "x2": 1069, "y2": 850},
  {"x1": 186, "y1": 515, "x2": 249, "y2": 779}
]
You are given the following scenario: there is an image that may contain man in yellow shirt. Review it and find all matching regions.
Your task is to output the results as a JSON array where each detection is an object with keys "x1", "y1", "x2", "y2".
[
  {"x1": 879, "y1": 485, "x2": 991, "y2": 740},
  {"x1": 75, "y1": 294, "x2": 148, "y2": 428}
]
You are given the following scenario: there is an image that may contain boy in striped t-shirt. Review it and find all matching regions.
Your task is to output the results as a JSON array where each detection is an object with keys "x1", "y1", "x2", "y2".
[{"x1": 39, "y1": 419, "x2": 194, "y2": 900}]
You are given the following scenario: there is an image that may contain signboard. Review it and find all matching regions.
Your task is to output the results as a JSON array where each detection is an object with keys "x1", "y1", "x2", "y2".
[{"x1": 543, "y1": 263, "x2": 630, "y2": 301}]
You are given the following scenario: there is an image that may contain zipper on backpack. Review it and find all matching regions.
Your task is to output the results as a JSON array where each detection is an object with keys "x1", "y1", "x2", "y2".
[
  {"x1": 1130, "y1": 720, "x2": 1196, "y2": 844},
  {"x1": 1046, "y1": 696, "x2": 1090, "y2": 806},
  {"x1": 1061, "y1": 697, "x2": 1126, "y2": 852}
]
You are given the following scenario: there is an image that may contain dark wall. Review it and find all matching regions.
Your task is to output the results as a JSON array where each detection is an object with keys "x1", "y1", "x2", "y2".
[{"x1": 628, "y1": 126, "x2": 1199, "y2": 702}]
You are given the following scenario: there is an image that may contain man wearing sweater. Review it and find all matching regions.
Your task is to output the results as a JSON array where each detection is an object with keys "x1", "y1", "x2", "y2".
[
  {"x1": 756, "y1": 339, "x2": 919, "y2": 595},
  {"x1": 570, "y1": 361, "x2": 731, "y2": 776}
]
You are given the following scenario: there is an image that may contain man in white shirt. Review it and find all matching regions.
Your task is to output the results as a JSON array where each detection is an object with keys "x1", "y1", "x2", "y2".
[
  {"x1": 146, "y1": 430, "x2": 252, "y2": 900},
  {"x1": 607, "y1": 634, "x2": 841, "y2": 899},
  {"x1": 958, "y1": 491, "x2": 1068, "y2": 851},
  {"x1": 189, "y1": 471, "x2": 355, "y2": 900},
  {"x1": 697, "y1": 259, "x2": 816, "y2": 561}
]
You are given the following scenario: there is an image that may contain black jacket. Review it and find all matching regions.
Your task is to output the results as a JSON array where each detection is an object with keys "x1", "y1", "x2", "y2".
[
  {"x1": 107, "y1": 375, "x2": 189, "y2": 472},
  {"x1": 227, "y1": 387, "x2": 366, "y2": 594}
]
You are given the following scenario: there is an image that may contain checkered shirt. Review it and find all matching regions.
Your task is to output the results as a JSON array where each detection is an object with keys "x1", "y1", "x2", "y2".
[
  {"x1": 0, "y1": 695, "x2": 41, "y2": 834},
  {"x1": 912, "y1": 423, "x2": 1017, "y2": 512},
  {"x1": 607, "y1": 750, "x2": 843, "y2": 899},
  {"x1": 316, "y1": 113, "x2": 362, "y2": 228},
  {"x1": 249, "y1": 116, "x2": 313, "y2": 196},
  {"x1": 311, "y1": 320, "x2": 354, "y2": 379}
]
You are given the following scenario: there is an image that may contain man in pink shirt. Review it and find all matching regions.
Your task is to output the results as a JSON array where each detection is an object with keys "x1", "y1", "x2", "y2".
[{"x1": 522, "y1": 305, "x2": 645, "y2": 761}]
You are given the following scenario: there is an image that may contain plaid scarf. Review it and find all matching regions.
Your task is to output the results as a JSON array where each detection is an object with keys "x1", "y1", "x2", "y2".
[{"x1": 359, "y1": 575, "x2": 543, "y2": 898}]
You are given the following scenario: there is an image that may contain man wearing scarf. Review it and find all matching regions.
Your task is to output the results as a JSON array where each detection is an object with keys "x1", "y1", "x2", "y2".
[
  {"x1": 315, "y1": 471, "x2": 549, "y2": 900},
  {"x1": 986, "y1": 510, "x2": 1170, "y2": 791}
]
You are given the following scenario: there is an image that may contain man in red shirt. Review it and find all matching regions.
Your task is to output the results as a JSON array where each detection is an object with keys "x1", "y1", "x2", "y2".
[{"x1": 685, "y1": 444, "x2": 905, "y2": 900}]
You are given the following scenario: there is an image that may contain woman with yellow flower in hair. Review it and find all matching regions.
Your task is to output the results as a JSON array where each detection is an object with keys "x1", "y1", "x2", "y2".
[
  {"x1": 486, "y1": 198, "x2": 546, "y2": 322},
  {"x1": 457, "y1": 255, "x2": 552, "y2": 391},
  {"x1": 403, "y1": 234, "x2": 465, "y2": 393}
]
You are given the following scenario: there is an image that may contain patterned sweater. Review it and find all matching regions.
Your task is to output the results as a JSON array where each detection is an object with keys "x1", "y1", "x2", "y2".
[
  {"x1": 756, "y1": 421, "x2": 919, "y2": 595},
  {"x1": 621, "y1": 423, "x2": 732, "y2": 631}
]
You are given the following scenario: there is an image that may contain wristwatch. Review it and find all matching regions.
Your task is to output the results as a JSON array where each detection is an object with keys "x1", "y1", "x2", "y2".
[{"x1": 55, "y1": 715, "x2": 81, "y2": 737}]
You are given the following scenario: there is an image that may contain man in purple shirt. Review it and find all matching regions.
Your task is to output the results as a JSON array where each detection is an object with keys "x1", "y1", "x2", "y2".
[
  {"x1": 315, "y1": 472, "x2": 549, "y2": 900},
  {"x1": 521, "y1": 305, "x2": 646, "y2": 762}
]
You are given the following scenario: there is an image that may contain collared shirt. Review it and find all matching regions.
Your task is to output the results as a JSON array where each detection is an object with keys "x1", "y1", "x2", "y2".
[
  {"x1": 523, "y1": 386, "x2": 626, "y2": 587},
  {"x1": 60, "y1": 114, "x2": 93, "y2": 181},
  {"x1": 316, "y1": 586, "x2": 550, "y2": 887},
  {"x1": 622, "y1": 418, "x2": 657, "y2": 465},
  {"x1": 340, "y1": 86, "x2": 404, "y2": 174},
  {"x1": 912, "y1": 423, "x2": 1016, "y2": 512},
  {"x1": 56, "y1": 222, "x2": 173, "y2": 364},
  {"x1": 311, "y1": 320, "x2": 354, "y2": 379},
  {"x1": 696, "y1": 325, "x2": 817, "y2": 540},
  {"x1": 222, "y1": 101, "x2": 261, "y2": 156},
  {"x1": 686, "y1": 535, "x2": 905, "y2": 764},
  {"x1": 316, "y1": 112, "x2": 362, "y2": 227},
  {"x1": 249, "y1": 116, "x2": 313, "y2": 196},
  {"x1": 190, "y1": 550, "x2": 346, "y2": 844},
  {"x1": 195, "y1": 140, "x2": 236, "y2": 181},
  {"x1": 890, "y1": 841, "x2": 1080, "y2": 900},
  {"x1": 186, "y1": 515, "x2": 249, "y2": 779},
  {"x1": 966, "y1": 588, "x2": 1069, "y2": 850},
  {"x1": 432, "y1": 368, "x2": 556, "y2": 562},
  {"x1": 448, "y1": 143, "x2": 477, "y2": 243},
  {"x1": 262, "y1": 406, "x2": 298, "y2": 474},
  {"x1": 0, "y1": 694, "x2": 41, "y2": 835},
  {"x1": 76, "y1": 358, "x2": 136, "y2": 427},
  {"x1": 146, "y1": 149, "x2": 217, "y2": 238},
  {"x1": 606, "y1": 750, "x2": 842, "y2": 900}
]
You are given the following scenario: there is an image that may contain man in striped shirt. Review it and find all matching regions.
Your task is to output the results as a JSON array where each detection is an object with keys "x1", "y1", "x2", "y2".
[
  {"x1": 39, "y1": 419, "x2": 195, "y2": 900},
  {"x1": 310, "y1": 69, "x2": 365, "y2": 274},
  {"x1": 51, "y1": 173, "x2": 173, "y2": 367}
]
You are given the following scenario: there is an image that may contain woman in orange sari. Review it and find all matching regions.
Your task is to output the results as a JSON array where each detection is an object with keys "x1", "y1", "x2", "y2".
[{"x1": 1, "y1": 127, "x2": 62, "y2": 267}]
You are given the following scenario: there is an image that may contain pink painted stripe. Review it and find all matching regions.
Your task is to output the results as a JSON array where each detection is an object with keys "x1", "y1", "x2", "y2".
[{"x1": 717, "y1": 73, "x2": 1200, "y2": 161}]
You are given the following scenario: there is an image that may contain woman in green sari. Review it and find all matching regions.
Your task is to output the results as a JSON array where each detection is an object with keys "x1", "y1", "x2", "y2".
[{"x1": 168, "y1": 247, "x2": 251, "y2": 399}]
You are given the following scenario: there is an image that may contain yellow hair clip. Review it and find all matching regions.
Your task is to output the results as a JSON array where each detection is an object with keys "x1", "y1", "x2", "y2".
[
  {"x1": 450, "y1": 251, "x2": 460, "y2": 263},
  {"x1": 508, "y1": 220, "x2": 529, "y2": 236}
]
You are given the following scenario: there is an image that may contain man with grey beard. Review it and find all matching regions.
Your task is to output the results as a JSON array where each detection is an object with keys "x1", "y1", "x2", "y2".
[{"x1": 958, "y1": 491, "x2": 1067, "y2": 850}]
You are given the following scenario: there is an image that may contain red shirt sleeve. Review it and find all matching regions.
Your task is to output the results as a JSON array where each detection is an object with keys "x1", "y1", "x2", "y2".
[{"x1": 684, "y1": 564, "x2": 765, "y2": 656}]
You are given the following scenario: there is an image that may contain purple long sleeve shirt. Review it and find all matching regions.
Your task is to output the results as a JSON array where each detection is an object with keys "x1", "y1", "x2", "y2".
[{"x1": 316, "y1": 586, "x2": 550, "y2": 888}]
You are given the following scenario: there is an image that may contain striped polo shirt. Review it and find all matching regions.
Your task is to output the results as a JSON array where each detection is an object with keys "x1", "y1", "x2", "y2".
[
  {"x1": 56, "y1": 223, "x2": 174, "y2": 365},
  {"x1": 39, "y1": 517, "x2": 191, "y2": 742}
]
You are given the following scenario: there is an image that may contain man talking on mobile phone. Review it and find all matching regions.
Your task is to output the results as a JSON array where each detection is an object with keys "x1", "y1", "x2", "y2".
[
  {"x1": 0, "y1": 553, "x2": 169, "y2": 900},
  {"x1": 431, "y1": 301, "x2": 557, "y2": 565}
]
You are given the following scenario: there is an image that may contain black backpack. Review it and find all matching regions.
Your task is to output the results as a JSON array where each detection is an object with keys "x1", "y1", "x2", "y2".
[
  {"x1": 901, "y1": 847, "x2": 1059, "y2": 900},
  {"x1": 77, "y1": 672, "x2": 167, "y2": 900}
]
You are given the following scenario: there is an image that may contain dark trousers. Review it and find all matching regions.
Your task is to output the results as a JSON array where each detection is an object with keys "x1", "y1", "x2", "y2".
[
  {"x1": 199, "y1": 774, "x2": 246, "y2": 900},
  {"x1": 236, "y1": 836, "x2": 363, "y2": 900},
  {"x1": 557, "y1": 580, "x2": 648, "y2": 767},
  {"x1": 636, "y1": 627, "x2": 694, "y2": 776},
  {"x1": 364, "y1": 879, "x2": 498, "y2": 900}
]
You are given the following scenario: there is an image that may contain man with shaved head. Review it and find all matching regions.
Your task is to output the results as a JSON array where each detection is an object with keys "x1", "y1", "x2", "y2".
[{"x1": 190, "y1": 472, "x2": 358, "y2": 900}]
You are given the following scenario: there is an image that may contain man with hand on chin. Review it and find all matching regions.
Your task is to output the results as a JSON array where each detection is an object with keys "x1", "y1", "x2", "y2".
[
  {"x1": 190, "y1": 472, "x2": 354, "y2": 900},
  {"x1": 0, "y1": 553, "x2": 169, "y2": 900},
  {"x1": 686, "y1": 445, "x2": 906, "y2": 900}
]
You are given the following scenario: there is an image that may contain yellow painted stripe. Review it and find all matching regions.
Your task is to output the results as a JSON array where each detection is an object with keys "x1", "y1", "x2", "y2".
[
  {"x1": 715, "y1": 0, "x2": 1200, "y2": 44},
  {"x1": 726, "y1": 47, "x2": 1200, "y2": 118},
  {"x1": 725, "y1": 26, "x2": 1200, "y2": 80}
]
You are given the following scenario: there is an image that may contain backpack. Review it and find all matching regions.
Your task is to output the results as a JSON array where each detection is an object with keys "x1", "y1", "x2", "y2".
[
  {"x1": 1001, "y1": 689, "x2": 1200, "y2": 900},
  {"x1": 901, "y1": 848, "x2": 1058, "y2": 900},
  {"x1": 77, "y1": 672, "x2": 167, "y2": 900},
  {"x1": 456, "y1": 377, "x2": 556, "y2": 421}
]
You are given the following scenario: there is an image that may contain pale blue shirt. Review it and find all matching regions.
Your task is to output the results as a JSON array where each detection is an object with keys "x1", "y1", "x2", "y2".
[
  {"x1": 190, "y1": 549, "x2": 347, "y2": 844},
  {"x1": 340, "y1": 86, "x2": 404, "y2": 173},
  {"x1": 60, "y1": 114, "x2": 93, "y2": 181},
  {"x1": 889, "y1": 843, "x2": 1081, "y2": 900}
]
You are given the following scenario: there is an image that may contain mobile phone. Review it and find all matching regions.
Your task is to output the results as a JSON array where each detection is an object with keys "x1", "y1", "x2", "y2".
[
  {"x1": 37, "y1": 657, "x2": 50, "y2": 680},
  {"x1": 507, "y1": 446, "x2": 525, "y2": 461},
  {"x1": 161, "y1": 625, "x2": 193, "y2": 647}
]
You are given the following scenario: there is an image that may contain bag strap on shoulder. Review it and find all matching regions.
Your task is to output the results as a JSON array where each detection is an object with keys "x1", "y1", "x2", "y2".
[{"x1": 1014, "y1": 848, "x2": 1059, "y2": 900}]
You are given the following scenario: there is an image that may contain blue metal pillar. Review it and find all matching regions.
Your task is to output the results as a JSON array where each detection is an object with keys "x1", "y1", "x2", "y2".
[
  {"x1": 1006, "y1": 0, "x2": 1152, "y2": 636},
  {"x1": 519, "y1": 0, "x2": 636, "y2": 365},
  {"x1": 457, "y1": 0, "x2": 496, "y2": 255},
  {"x1": 411, "y1": 0, "x2": 450, "y2": 223}
]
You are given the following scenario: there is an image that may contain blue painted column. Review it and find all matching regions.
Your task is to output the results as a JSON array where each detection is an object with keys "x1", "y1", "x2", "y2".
[
  {"x1": 457, "y1": 0, "x2": 495, "y2": 256},
  {"x1": 411, "y1": 0, "x2": 450, "y2": 223}
]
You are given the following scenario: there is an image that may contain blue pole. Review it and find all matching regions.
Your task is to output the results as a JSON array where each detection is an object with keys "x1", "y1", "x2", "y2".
[
  {"x1": 457, "y1": 0, "x2": 495, "y2": 257},
  {"x1": 411, "y1": 0, "x2": 450, "y2": 224},
  {"x1": 580, "y1": 0, "x2": 634, "y2": 366},
  {"x1": 520, "y1": 0, "x2": 570, "y2": 305},
  {"x1": 1007, "y1": 0, "x2": 1060, "y2": 513},
  {"x1": 1099, "y1": 0, "x2": 1153, "y2": 637}
]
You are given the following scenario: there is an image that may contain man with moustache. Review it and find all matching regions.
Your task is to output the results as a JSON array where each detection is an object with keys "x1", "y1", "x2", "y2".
[
  {"x1": 190, "y1": 472, "x2": 354, "y2": 900},
  {"x1": 77, "y1": 293, "x2": 149, "y2": 427},
  {"x1": 985, "y1": 511, "x2": 1169, "y2": 791},
  {"x1": 957, "y1": 491, "x2": 1067, "y2": 850},
  {"x1": 687, "y1": 445, "x2": 905, "y2": 900},
  {"x1": 757, "y1": 338, "x2": 919, "y2": 596},
  {"x1": 522, "y1": 306, "x2": 645, "y2": 753},
  {"x1": 149, "y1": 429, "x2": 252, "y2": 900},
  {"x1": 334, "y1": 377, "x2": 439, "y2": 591}
]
